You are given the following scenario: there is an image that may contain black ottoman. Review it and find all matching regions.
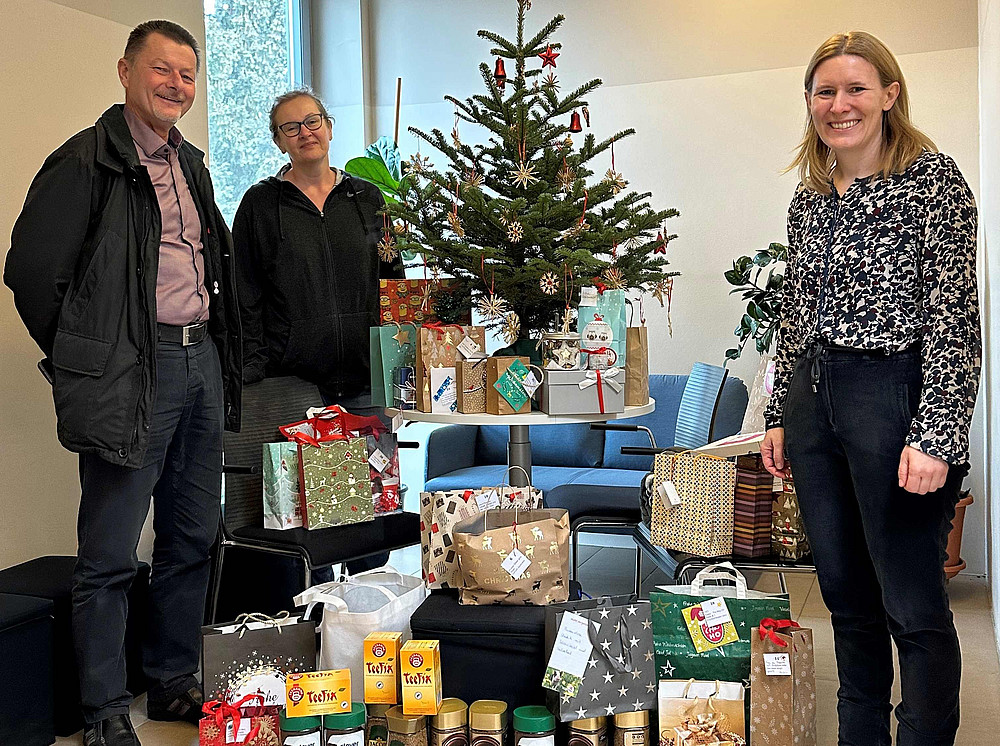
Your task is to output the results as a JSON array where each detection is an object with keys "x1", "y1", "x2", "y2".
[
  {"x1": 0, "y1": 593, "x2": 55, "y2": 746},
  {"x1": 0, "y1": 556, "x2": 150, "y2": 736},
  {"x1": 544, "y1": 484, "x2": 642, "y2": 524}
]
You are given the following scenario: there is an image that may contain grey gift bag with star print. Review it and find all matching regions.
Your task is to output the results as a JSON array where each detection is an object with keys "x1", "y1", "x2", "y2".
[{"x1": 542, "y1": 596, "x2": 657, "y2": 722}]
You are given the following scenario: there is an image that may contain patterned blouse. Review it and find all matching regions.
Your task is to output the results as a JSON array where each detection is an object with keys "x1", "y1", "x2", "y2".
[{"x1": 763, "y1": 151, "x2": 980, "y2": 465}]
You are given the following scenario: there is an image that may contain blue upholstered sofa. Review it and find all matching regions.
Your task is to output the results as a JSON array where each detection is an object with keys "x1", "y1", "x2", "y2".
[{"x1": 424, "y1": 373, "x2": 749, "y2": 493}]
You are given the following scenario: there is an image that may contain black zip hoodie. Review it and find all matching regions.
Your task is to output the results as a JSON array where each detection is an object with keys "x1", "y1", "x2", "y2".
[{"x1": 233, "y1": 167, "x2": 404, "y2": 397}]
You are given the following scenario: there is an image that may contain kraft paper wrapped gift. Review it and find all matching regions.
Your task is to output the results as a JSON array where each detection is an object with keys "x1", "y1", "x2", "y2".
[
  {"x1": 624, "y1": 326, "x2": 649, "y2": 406},
  {"x1": 414, "y1": 324, "x2": 487, "y2": 412},
  {"x1": 455, "y1": 358, "x2": 489, "y2": 414},
  {"x1": 539, "y1": 367, "x2": 625, "y2": 415},
  {"x1": 749, "y1": 621, "x2": 817, "y2": 746},
  {"x1": 486, "y1": 356, "x2": 531, "y2": 415}
]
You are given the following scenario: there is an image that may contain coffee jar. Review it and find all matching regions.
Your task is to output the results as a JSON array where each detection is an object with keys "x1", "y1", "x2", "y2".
[
  {"x1": 367, "y1": 704, "x2": 393, "y2": 746},
  {"x1": 325, "y1": 703, "x2": 366, "y2": 746},
  {"x1": 430, "y1": 698, "x2": 468, "y2": 746},
  {"x1": 612, "y1": 712, "x2": 649, "y2": 746},
  {"x1": 567, "y1": 717, "x2": 607, "y2": 746},
  {"x1": 469, "y1": 700, "x2": 508, "y2": 746},
  {"x1": 280, "y1": 711, "x2": 324, "y2": 746},
  {"x1": 386, "y1": 706, "x2": 428, "y2": 746},
  {"x1": 512, "y1": 707, "x2": 555, "y2": 746}
]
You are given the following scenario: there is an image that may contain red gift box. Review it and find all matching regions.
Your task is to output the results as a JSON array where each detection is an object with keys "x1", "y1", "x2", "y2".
[{"x1": 378, "y1": 279, "x2": 471, "y2": 325}]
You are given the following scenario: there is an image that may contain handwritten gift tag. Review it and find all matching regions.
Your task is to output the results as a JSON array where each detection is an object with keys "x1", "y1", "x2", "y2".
[
  {"x1": 368, "y1": 448, "x2": 391, "y2": 473},
  {"x1": 542, "y1": 611, "x2": 593, "y2": 697},
  {"x1": 579, "y1": 286, "x2": 599, "y2": 307},
  {"x1": 475, "y1": 490, "x2": 501, "y2": 512},
  {"x1": 764, "y1": 653, "x2": 792, "y2": 676},
  {"x1": 501, "y1": 547, "x2": 531, "y2": 580},
  {"x1": 457, "y1": 335, "x2": 485, "y2": 359}
]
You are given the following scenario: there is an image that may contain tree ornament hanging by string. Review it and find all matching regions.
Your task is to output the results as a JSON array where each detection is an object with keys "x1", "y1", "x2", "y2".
[
  {"x1": 623, "y1": 233, "x2": 644, "y2": 250},
  {"x1": 501, "y1": 311, "x2": 521, "y2": 344},
  {"x1": 538, "y1": 45, "x2": 560, "y2": 68},
  {"x1": 378, "y1": 235, "x2": 399, "y2": 263},
  {"x1": 539, "y1": 271, "x2": 560, "y2": 295},
  {"x1": 604, "y1": 142, "x2": 627, "y2": 195},
  {"x1": 603, "y1": 267, "x2": 626, "y2": 290},
  {"x1": 407, "y1": 152, "x2": 432, "y2": 175},
  {"x1": 543, "y1": 71, "x2": 559, "y2": 91},
  {"x1": 477, "y1": 294, "x2": 510, "y2": 320},
  {"x1": 393, "y1": 220, "x2": 408, "y2": 235},
  {"x1": 507, "y1": 221, "x2": 524, "y2": 243},
  {"x1": 464, "y1": 169, "x2": 484, "y2": 189},
  {"x1": 557, "y1": 161, "x2": 576, "y2": 194},
  {"x1": 498, "y1": 208, "x2": 516, "y2": 228},
  {"x1": 452, "y1": 110, "x2": 462, "y2": 148},
  {"x1": 447, "y1": 178, "x2": 464, "y2": 237},
  {"x1": 510, "y1": 161, "x2": 539, "y2": 189},
  {"x1": 563, "y1": 135, "x2": 573, "y2": 149},
  {"x1": 558, "y1": 190, "x2": 589, "y2": 241},
  {"x1": 582, "y1": 106, "x2": 591, "y2": 127}
]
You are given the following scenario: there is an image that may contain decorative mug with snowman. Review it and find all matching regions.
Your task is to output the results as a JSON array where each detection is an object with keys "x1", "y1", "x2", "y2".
[{"x1": 582, "y1": 314, "x2": 618, "y2": 370}]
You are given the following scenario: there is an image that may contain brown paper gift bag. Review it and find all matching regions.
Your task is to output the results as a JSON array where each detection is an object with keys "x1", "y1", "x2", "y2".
[
  {"x1": 486, "y1": 356, "x2": 531, "y2": 415},
  {"x1": 456, "y1": 358, "x2": 488, "y2": 414},
  {"x1": 415, "y1": 324, "x2": 487, "y2": 411},
  {"x1": 625, "y1": 326, "x2": 650, "y2": 406},
  {"x1": 749, "y1": 621, "x2": 817, "y2": 746},
  {"x1": 657, "y1": 680, "x2": 746, "y2": 746},
  {"x1": 453, "y1": 507, "x2": 570, "y2": 605}
]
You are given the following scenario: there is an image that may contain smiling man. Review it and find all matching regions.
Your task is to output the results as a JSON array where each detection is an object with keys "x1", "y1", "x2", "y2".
[{"x1": 4, "y1": 20, "x2": 242, "y2": 746}]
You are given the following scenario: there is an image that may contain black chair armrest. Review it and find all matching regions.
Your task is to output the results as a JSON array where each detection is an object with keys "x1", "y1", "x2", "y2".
[{"x1": 222, "y1": 464, "x2": 259, "y2": 475}]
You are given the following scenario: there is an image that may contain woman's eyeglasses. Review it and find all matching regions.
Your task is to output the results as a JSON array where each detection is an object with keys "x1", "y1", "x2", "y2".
[{"x1": 277, "y1": 113, "x2": 327, "y2": 137}]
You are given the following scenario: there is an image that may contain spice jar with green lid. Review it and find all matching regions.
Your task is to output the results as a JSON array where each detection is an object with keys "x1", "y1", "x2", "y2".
[
  {"x1": 512, "y1": 706, "x2": 555, "y2": 746},
  {"x1": 324, "y1": 703, "x2": 366, "y2": 746},
  {"x1": 612, "y1": 712, "x2": 648, "y2": 746},
  {"x1": 430, "y1": 698, "x2": 468, "y2": 746},
  {"x1": 386, "y1": 706, "x2": 428, "y2": 746},
  {"x1": 367, "y1": 704, "x2": 393, "y2": 746},
  {"x1": 469, "y1": 700, "x2": 507, "y2": 746},
  {"x1": 281, "y1": 710, "x2": 324, "y2": 746},
  {"x1": 567, "y1": 716, "x2": 607, "y2": 746}
]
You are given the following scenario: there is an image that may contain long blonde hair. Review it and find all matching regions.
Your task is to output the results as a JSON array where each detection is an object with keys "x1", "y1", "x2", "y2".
[{"x1": 789, "y1": 31, "x2": 936, "y2": 194}]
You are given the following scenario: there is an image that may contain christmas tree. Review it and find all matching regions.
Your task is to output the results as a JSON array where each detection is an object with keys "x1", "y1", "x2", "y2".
[{"x1": 383, "y1": 0, "x2": 679, "y2": 343}]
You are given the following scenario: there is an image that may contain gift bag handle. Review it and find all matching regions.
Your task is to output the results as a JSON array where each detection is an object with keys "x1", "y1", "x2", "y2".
[
  {"x1": 690, "y1": 562, "x2": 749, "y2": 598},
  {"x1": 296, "y1": 570, "x2": 402, "y2": 619}
]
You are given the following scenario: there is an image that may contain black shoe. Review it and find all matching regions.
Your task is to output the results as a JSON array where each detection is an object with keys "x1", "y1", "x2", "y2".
[
  {"x1": 83, "y1": 714, "x2": 140, "y2": 746},
  {"x1": 146, "y1": 683, "x2": 204, "y2": 726}
]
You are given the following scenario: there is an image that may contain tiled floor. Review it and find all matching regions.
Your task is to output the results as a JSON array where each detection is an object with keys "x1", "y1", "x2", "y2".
[{"x1": 55, "y1": 544, "x2": 999, "y2": 745}]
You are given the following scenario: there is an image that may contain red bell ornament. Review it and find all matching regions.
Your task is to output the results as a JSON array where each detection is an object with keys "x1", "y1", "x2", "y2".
[
  {"x1": 494, "y1": 57, "x2": 507, "y2": 88},
  {"x1": 568, "y1": 110, "x2": 583, "y2": 133}
]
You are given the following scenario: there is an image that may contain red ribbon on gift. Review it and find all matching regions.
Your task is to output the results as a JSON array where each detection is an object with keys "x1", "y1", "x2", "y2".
[
  {"x1": 202, "y1": 693, "x2": 263, "y2": 745},
  {"x1": 421, "y1": 321, "x2": 466, "y2": 349},
  {"x1": 758, "y1": 618, "x2": 801, "y2": 647},
  {"x1": 590, "y1": 277, "x2": 607, "y2": 295},
  {"x1": 580, "y1": 346, "x2": 619, "y2": 368},
  {"x1": 595, "y1": 369, "x2": 605, "y2": 413}
]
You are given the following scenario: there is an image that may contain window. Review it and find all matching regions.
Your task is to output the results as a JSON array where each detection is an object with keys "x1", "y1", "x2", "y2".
[{"x1": 204, "y1": 0, "x2": 310, "y2": 224}]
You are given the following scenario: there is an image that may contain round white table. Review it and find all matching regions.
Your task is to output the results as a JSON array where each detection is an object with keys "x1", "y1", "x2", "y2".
[{"x1": 386, "y1": 398, "x2": 656, "y2": 486}]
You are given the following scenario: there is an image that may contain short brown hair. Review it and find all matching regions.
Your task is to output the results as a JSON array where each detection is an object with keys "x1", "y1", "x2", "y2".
[
  {"x1": 124, "y1": 20, "x2": 200, "y2": 72},
  {"x1": 789, "y1": 31, "x2": 936, "y2": 194},
  {"x1": 269, "y1": 88, "x2": 333, "y2": 140}
]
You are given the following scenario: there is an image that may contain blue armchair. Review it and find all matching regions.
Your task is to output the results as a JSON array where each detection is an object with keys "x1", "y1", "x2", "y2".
[{"x1": 424, "y1": 373, "x2": 749, "y2": 494}]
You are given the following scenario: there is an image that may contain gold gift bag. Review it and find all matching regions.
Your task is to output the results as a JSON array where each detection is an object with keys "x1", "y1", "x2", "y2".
[
  {"x1": 657, "y1": 679, "x2": 746, "y2": 746},
  {"x1": 456, "y1": 358, "x2": 488, "y2": 414},
  {"x1": 651, "y1": 452, "x2": 736, "y2": 557},
  {"x1": 750, "y1": 621, "x2": 817, "y2": 746},
  {"x1": 625, "y1": 326, "x2": 649, "y2": 406},
  {"x1": 414, "y1": 324, "x2": 487, "y2": 411},
  {"x1": 453, "y1": 506, "x2": 570, "y2": 605}
]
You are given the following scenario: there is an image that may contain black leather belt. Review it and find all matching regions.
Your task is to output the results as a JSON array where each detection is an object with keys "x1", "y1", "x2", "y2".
[{"x1": 157, "y1": 321, "x2": 208, "y2": 346}]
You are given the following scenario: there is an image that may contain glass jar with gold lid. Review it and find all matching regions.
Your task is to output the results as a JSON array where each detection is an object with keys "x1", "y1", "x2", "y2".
[
  {"x1": 469, "y1": 700, "x2": 507, "y2": 746},
  {"x1": 430, "y1": 698, "x2": 468, "y2": 746},
  {"x1": 386, "y1": 706, "x2": 428, "y2": 746}
]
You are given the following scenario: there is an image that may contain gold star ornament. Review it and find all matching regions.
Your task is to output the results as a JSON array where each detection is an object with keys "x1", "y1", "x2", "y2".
[
  {"x1": 392, "y1": 327, "x2": 410, "y2": 346},
  {"x1": 509, "y1": 161, "x2": 539, "y2": 189},
  {"x1": 604, "y1": 168, "x2": 628, "y2": 195}
]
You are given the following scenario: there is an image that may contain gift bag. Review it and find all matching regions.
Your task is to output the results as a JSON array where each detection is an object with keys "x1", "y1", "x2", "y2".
[
  {"x1": 379, "y1": 279, "x2": 471, "y2": 325},
  {"x1": 420, "y1": 483, "x2": 544, "y2": 589},
  {"x1": 578, "y1": 288, "x2": 627, "y2": 368},
  {"x1": 650, "y1": 563, "x2": 790, "y2": 685},
  {"x1": 456, "y1": 358, "x2": 489, "y2": 414},
  {"x1": 658, "y1": 680, "x2": 746, "y2": 746},
  {"x1": 732, "y1": 455, "x2": 774, "y2": 558},
  {"x1": 651, "y1": 451, "x2": 736, "y2": 557},
  {"x1": 454, "y1": 506, "x2": 570, "y2": 605},
  {"x1": 772, "y1": 474, "x2": 811, "y2": 560},
  {"x1": 370, "y1": 323, "x2": 416, "y2": 407},
  {"x1": 625, "y1": 327, "x2": 649, "y2": 406},
  {"x1": 294, "y1": 567, "x2": 427, "y2": 689},
  {"x1": 414, "y1": 324, "x2": 487, "y2": 411},
  {"x1": 486, "y1": 356, "x2": 532, "y2": 415},
  {"x1": 750, "y1": 620, "x2": 817, "y2": 746},
  {"x1": 340, "y1": 411, "x2": 401, "y2": 515},
  {"x1": 542, "y1": 596, "x2": 656, "y2": 721},
  {"x1": 297, "y1": 437, "x2": 374, "y2": 529},
  {"x1": 201, "y1": 613, "x2": 316, "y2": 713},
  {"x1": 261, "y1": 442, "x2": 302, "y2": 529},
  {"x1": 199, "y1": 696, "x2": 280, "y2": 746}
]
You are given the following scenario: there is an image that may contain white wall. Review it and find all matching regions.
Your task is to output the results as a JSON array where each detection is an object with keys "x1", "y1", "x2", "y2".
[
  {"x1": 979, "y1": 0, "x2": 1000, "y2": 650},
  {"x1": 0, "y1": 0, "x2": 209, "y2": 568},
  {"x1": 349, "y1": 0, "x2": 989, "y2": 574}
]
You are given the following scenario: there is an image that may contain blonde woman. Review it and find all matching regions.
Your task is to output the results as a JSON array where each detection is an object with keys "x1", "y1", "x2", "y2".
[{"x1": 760, "y1": 32, "x2": 980, "y2": 746}]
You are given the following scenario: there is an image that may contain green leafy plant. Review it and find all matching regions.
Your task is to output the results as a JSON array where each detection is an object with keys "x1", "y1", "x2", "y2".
[{"x1": 724, "y1": 242, "x2": 787, "y2": 360}]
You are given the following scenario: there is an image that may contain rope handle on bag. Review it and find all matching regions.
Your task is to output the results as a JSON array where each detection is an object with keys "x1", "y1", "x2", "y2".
[
  {"x1": 233, "y1": 611, "x2": 291, "y2": 638},
  {"x1": 690, "y1": 562, "x2": 749, "y2": 598}
]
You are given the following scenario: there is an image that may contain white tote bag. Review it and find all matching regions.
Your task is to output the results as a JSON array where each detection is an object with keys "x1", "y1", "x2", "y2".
[{"x1": 293, "y1": 566, "x2": 427, "y2": 685}]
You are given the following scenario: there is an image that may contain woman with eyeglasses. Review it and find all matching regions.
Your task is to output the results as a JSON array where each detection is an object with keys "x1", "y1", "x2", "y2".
[{"x1": 233, "y1": 89, "x2": 404, "y2": 572}]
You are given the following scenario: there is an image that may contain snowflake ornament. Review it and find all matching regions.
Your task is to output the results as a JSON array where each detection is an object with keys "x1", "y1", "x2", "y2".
[
  {"x1": 476, "y1": 294, "x2": 510, "y2": 320},
  {"x1": 604, "y1": 168, "x2": 628, "y2": 195},
  {"x1": 603, "y1": 267, "x2": 626, "y2": 290},
  {"x1": 377, "y1": 236, "x2": 399, "y2": 263},
  {"x1": 559, "y1": 221, "x2": 589, "y2": 242},
  {"x1": 446, "y1": 212, "x2": 465, "y2": 238},
  {"x1": 500, "y1": 311, "x2": 521, "y2": 344},
  {"x1": 539, "y1": 271, "x2": 560, "y2": 295},
  {"x1": 509, "y1": 160, "x2": 539, "y2": 188},
  {"x1": 557, "y1": 163, "x2": 576, "y2": 193},
  {"x1": 407, "y1": 152, "x2": 432, "y2": 175},
  {"x1": 507, "y1": 221, "x2": 524, "y2": 243},
  {"x1": 623, "y1": 234, "x2": 644, "y2": 250},
  {"x1": 464, "y1": 169, "x2": 484, "y2": 189}
]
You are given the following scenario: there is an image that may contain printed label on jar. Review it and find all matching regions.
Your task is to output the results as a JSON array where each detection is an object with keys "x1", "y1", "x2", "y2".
[
  {"x1": 619, "y1": 731, "x2": 646, "y2": 746},
  {"x1": 327, "y1": 730, "x2": 365, "y2": 746},
  {"x1": 284, "y1": 732, "x2": 322, "y2": 746},
  {"x1": 368, "y1": 723, "x2": 389, "y2": 746},
  {"x1": 518, "y1": 736, "x2": 554, "y2": 746},
  {"x1": 432, "y1": 731, "x2": 469, "y2": 746},
  {"x1": 568, "y1": 731, "x2": 606, "y2": 746}
]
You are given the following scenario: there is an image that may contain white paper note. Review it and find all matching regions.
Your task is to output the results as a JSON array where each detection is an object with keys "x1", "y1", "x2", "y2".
[
  {"x1": 579, "y1": 286, "x2": 599, "y2": 307},
  {"x1": 457, "y1": 335, "x2": 485, "y2": 359},
  {"x1": 545, "y1": 611, "x2": 594, "y2": 679},
  {"x1": 658, "y1": 480, "x2": 682, "y2": 507},
  {"x1": 700, "y1": 597, "x2": 734, "y2": 627},
  {"x1": 430, "y1": 367, "x2": 458, "y2": 413},
  {"x1": 368, "y1": 448, "x2": 391, "y2": 473},
  {"x1": 764, "y1": 652, "x2": 792, "y2": 676},
  {"x1": 476, "y1": 490, "x2": 501, "y2": 511},
  {"x1": 501, "y1": 547, "x2": 531, "y2": 580}
]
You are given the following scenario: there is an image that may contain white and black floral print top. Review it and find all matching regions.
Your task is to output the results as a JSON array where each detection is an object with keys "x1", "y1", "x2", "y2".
[{"x1": 763, "y1": 151, "x2": 981, "y2": 465}]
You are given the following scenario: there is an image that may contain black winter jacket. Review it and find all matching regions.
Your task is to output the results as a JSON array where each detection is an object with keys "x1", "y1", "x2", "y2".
[
  {"x1": 4, "y1": 104, "x2": 242, "y2": 468},
  {"x1": 233, "y1": 170, "x2": 404, "y2": 397}
]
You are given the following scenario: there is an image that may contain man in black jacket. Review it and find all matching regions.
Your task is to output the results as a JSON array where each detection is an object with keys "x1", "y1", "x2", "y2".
[{"x1": 4, "y1": 21, "x2": 241, "y2": 746}]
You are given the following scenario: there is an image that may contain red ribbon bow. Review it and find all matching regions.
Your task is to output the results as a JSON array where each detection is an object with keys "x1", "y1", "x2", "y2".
[
  {"x1": 590, "y1": 277, "x2": 607, "y2": 295},
  {"x1": 758, "y1": 618, "x2": 801, "y2": 647},
  {"x1": 201, "y1": 694, "x2": 263, "y2": 745}
]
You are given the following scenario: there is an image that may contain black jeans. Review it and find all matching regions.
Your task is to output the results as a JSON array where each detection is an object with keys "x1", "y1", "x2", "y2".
[
  {"x1": 783, "y1": 345, "x2": 965, "y2": 746},
  {"x1": 73, "y1": 337, "x2": 223, "y2": 723}
]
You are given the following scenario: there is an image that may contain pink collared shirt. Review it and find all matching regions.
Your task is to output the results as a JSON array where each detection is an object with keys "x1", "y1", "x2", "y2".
[{"x1": 123, "y1": 106, "x2": 209, "y2": 325}]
